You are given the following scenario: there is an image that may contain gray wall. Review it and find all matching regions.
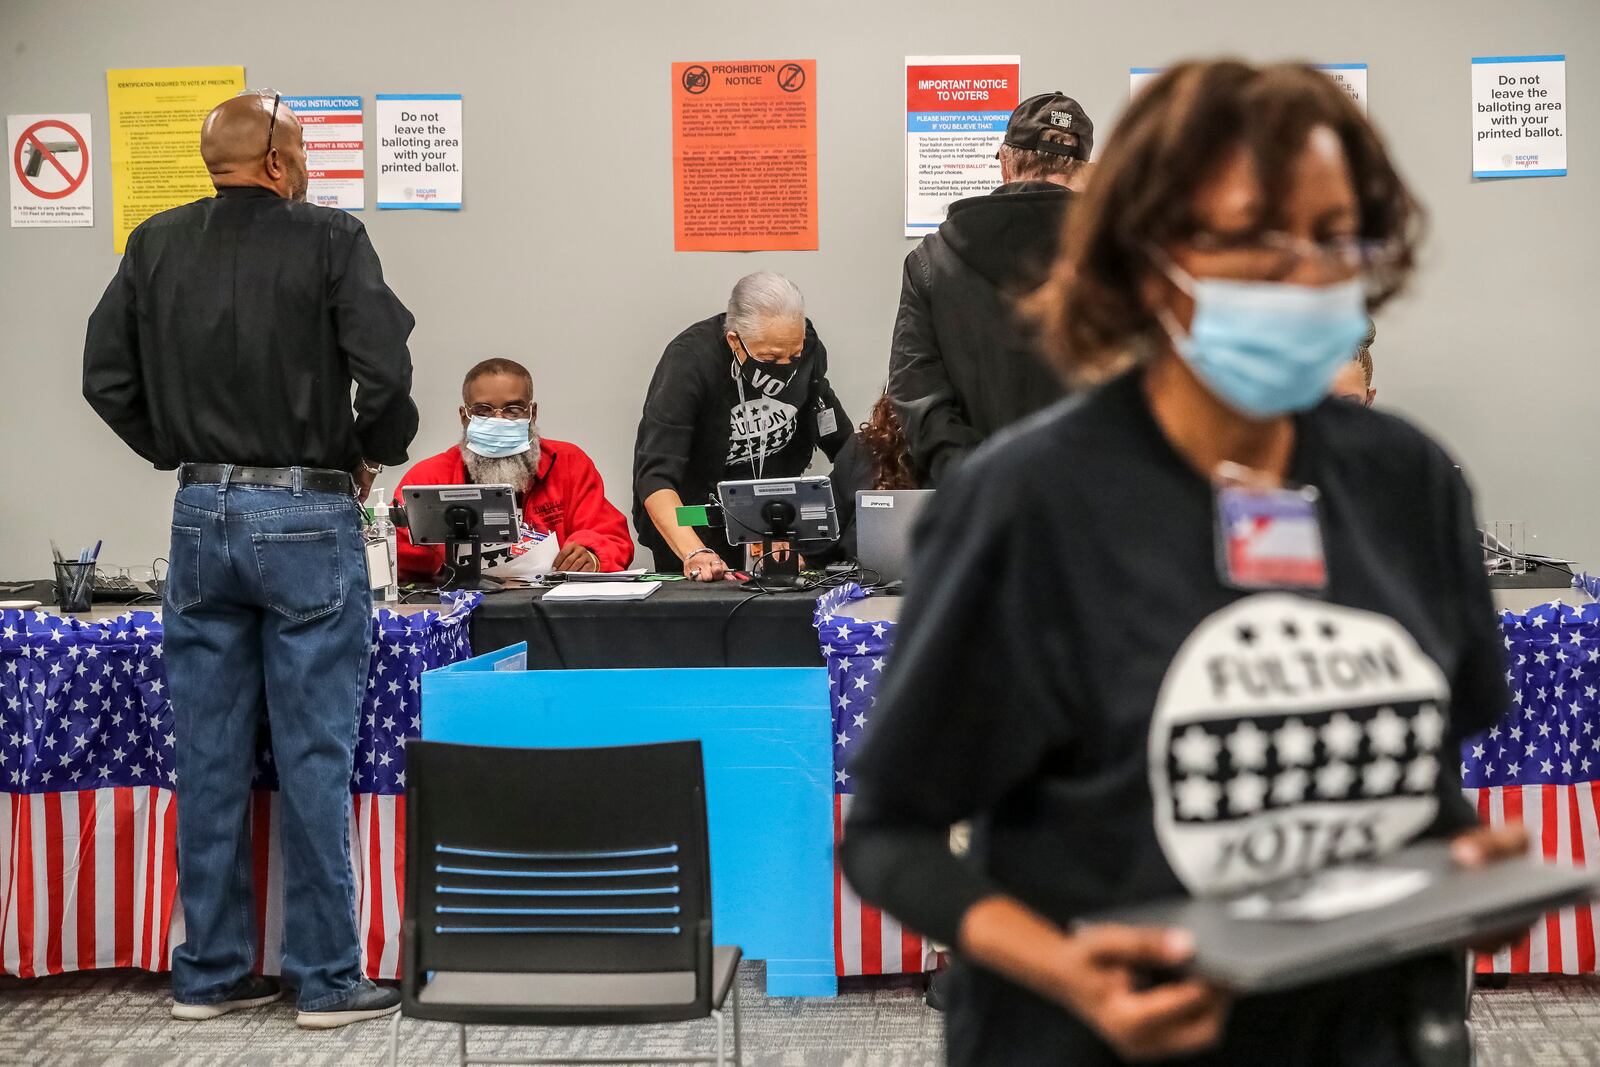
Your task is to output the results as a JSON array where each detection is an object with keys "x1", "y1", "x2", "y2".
[{"x1": 3, "y1": 0, "x2": 1596, "y2": 576}]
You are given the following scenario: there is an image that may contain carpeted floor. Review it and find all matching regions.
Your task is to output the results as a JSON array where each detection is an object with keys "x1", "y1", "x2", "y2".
[{"x1": 0, "y1": 966, "x2": 1596, "y2": 1066}]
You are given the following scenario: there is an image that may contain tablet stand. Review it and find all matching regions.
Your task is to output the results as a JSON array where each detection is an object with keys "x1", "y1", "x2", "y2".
[{"x1": 755, "y1": 502, "x2": 806, "y2": 590}]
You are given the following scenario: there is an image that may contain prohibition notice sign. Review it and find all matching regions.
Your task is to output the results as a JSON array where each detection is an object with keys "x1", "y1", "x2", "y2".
[{"x1": 8, "y1": 113, "x2": 94, "y2": 228}]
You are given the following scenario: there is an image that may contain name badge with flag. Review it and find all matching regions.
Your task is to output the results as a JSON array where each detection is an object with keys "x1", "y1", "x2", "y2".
[{"x1": 1215, "y1": 483, "x2": 1327, "y2": 591}]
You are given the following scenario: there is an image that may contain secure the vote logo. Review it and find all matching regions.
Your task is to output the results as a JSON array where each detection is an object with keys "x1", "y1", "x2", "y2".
[{"x1": 1148, "y1": 594, "x2": 1449, "y2": 896}]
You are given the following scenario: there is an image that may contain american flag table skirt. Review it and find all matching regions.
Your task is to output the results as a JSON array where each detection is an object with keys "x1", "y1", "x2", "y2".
[
  {"x1": 1464, "y1": 598, "x2": 1600, "y2": 974},
  {"x1": 818, "y1": 585, "x2": 1600, "y2": 978},
  {"x1": 0, "y1": 595, "x2": 478, "y2": 980},
  {"x1": 815, "y1": 585, "x2": 939, "y2": 978}
]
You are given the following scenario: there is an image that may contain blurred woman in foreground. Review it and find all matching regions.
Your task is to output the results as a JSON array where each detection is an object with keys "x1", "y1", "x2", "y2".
[{"x1": 843, "y1": 60, "x2": 1525, "y2": 1066}]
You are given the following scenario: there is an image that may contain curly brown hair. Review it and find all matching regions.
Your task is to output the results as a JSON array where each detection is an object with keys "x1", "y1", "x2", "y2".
[
  {"x1": 859, "y1": 394, "x2": 919, "y2": 491},
  {"x1": 1028, "y1": 60, "x2": 1422, "y2": 383}
]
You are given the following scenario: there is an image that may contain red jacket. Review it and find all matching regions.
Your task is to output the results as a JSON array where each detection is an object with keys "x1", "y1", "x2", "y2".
[{"x1": 393, "y1": 440, "x2": 634, "y2": 579}]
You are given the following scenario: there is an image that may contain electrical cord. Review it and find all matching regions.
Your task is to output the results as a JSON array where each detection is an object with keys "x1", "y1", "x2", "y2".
[{"x1": 720, "y1": 591, "x2": 771, "y2": 667}]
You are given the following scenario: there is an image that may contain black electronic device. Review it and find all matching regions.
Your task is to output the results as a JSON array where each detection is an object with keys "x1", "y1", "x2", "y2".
[
  {"x1": 716, "y1": 476, "x2": 838, "y2": 590},
  {"x1": 398, "y1": 484, "x2": 518, "y2": 591}
]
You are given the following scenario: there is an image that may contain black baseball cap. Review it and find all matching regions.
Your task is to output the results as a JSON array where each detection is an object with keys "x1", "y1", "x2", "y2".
[{"x1": 1002, "y1": 92, "x2": 1094, "y2": 161}]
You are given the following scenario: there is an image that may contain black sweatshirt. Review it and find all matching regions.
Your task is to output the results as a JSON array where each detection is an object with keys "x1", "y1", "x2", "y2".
[
  {"x1": 843, "y1": 370, "x2": 1504, "y2": 1066},
  {"x1": 83, "y1": 186, "x2": 418, "y2": 471},
  {"x1": 887, "y1": 181, "x2": 1073, "y2": 486},
  {"x1": 631, "y1": 313, "x2": 851, "y2": 569}
]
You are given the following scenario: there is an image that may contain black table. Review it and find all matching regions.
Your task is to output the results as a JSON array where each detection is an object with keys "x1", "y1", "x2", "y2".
[
  {"x1": 471, "y1": 582, "x2": 829, "y2": 669},
  {"x1": 11, "y1": 562, "x2": 1577, "y2": 672},
  {"x1": 2, "y1": 576, "x2": 832, "y2": 669},
  {"x1": 1488, "y1": 566, "x2": 1576, "y2": 591}
]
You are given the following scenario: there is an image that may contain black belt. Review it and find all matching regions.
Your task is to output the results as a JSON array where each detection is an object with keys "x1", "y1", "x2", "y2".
[{"x1": 179, "y1": 463, "x2": 354, "y2": 495}]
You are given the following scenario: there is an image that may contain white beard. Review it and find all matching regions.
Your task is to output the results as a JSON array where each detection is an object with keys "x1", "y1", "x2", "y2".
[{"x1": 459, "y1": 425, "x2": 540, "y2": 491}]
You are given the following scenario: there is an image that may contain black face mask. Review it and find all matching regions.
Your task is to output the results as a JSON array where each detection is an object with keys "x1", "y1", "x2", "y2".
[
  {"x1": 731, "y1": 333, "x2": 802, "y2": 398},
  {"x1": 727, "y1": 333, "x2": 814, "y2": 478}
]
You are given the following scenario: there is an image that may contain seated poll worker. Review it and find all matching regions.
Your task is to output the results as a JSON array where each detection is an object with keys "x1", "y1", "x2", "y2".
[
  {"x1": 843, "y1": 61, "x2": 1527, "y2": 1066},
  {"x1": 1329, "y1": 321, "x2": 1378, "y2": 405},
  {"x1": 816, "y1": 393, "x2": 919, "y2": 564},
  {"x1": 632, "y1": 272, "x2": 851, "y2": 580},
  {"x1": 393, "y1": 358, "x2": 633, "y2": 579}
]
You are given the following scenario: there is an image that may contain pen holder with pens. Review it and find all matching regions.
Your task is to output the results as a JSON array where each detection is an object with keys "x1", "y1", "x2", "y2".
[{"x1": 53, "y1": 561, "x2": 96, "y2": 613}]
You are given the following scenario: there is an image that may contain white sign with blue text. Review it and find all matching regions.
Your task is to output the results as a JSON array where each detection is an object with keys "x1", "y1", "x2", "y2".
[
  {"x1": 1471, "y1": 55, "x2": 1566, "y2": 179},
  {"x1": 376, "y1": 93, "x2": 462, "y2": 209}
]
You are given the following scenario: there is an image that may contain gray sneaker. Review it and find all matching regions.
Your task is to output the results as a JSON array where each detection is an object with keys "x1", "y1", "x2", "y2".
[
  {"x1": 172, "y1": 975, "x2": 284, "y2": 1021},
  {"x1": 296, "y1": 980, "x2": 401, "y2": 1029}
]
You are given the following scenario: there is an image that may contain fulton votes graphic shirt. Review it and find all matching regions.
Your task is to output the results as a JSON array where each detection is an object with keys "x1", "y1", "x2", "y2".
[
  {"x1": 842, "y1": 370, "x2": 1505, "y2": 1066},
  {"x1": 632, "y1": 313, "x2": 851, "y2": 568}
]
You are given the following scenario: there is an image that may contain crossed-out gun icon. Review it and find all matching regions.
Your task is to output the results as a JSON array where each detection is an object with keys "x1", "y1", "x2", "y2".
[{"x1": 23, "y1": 140, "x2": 79, "y2": 178}]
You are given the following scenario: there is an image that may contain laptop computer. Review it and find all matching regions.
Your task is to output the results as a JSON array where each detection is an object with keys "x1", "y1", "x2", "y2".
[
  {"x1": 855, "y1": 489, "x2": 934, "y2": 584},
  {"x1": 1082, "y1": 840, "x2": 1598, "y2": 993}
]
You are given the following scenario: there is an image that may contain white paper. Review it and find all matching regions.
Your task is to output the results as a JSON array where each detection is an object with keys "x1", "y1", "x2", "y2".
[
  {"x1": 1318, "y1": 65, "x2": 1368, "y2": 114},
  {"x1": 1131, "y1": 66, "x2": 1367, "y2": 114},
  {"x1": 1229, "y1": 865, "x2": 1432, "y2": 923},
  {"x1": 482, "y1": 532, "x2": 560, "y2": 581},
  {"x1": 1472, "y1": 55, "x2": 1567, "y2": 178},
  {"x1": 543, "y1": 581, "x2": 663, "y2": 602},
  {"x1": 376, "y1": 93, "x2": 462, "y2": 209},
  {"x1": 905, "y1": 56, "x2": 1020, "y2": 237},
  {"x1": 282, "y1": 96, "x2": 363, "y2": 210},
  {"x1": 8, "y1": 113, "x2": 94, "y2": 227}
]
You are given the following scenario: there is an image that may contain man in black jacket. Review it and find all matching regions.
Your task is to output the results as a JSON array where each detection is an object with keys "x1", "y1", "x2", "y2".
[
  {"x1": 83, "y1": 91, "x2": 415, "y2": 1029},
  {"x1": 887, "y1": 93, "x2": 1094, "y2": 485}
]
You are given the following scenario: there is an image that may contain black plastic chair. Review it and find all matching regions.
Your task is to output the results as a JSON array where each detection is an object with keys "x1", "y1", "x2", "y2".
[{"x1": 391, "y1": 740, "x2": 743, "y2": 1066}]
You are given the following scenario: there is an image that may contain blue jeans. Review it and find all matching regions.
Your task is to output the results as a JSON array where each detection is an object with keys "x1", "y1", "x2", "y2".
[{"x1": 164, "y1": 471, "x2": 372, "y2": 1011}]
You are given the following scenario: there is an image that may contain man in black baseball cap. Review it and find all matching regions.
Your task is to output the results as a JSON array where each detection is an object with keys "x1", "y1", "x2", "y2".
[
  {"x1": 887, "y1": 90, "x2": 1094, "y2": 486},
  {"x1": 1001, "y1": 92, "x2": 1094, "y2": 161}
]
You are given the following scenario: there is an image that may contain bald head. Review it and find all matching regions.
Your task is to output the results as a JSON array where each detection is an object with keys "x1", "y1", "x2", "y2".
[{"x1": 201, "y1": 94, "x2": 307, "y2": 200}]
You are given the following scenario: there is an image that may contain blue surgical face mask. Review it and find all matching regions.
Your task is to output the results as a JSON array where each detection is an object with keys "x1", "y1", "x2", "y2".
[
  {"x1": 464, "y1": 415, "x2": 532, "y2": 458},
  {"x1": 1154, "y1": 259, "x2": 1371, "y2": 419}
]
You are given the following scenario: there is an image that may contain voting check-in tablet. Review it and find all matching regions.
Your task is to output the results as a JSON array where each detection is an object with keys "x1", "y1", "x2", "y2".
[{"x1": 1084, "y1": 840, "x2": 1598, "y2": 993}]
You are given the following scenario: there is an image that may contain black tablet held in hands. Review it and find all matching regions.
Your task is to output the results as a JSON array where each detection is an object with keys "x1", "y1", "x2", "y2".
[{"x1": 1082, "y1": 841, "x2": 1598, "y2": 993}]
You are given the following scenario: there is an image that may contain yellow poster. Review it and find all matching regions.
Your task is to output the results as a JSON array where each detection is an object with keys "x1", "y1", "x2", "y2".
[{"x1": 106, "y1": 65, "x2": 245, "y2": 252}]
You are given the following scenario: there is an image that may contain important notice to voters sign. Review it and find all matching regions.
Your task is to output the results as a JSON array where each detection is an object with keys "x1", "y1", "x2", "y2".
[
  {"x1": 905, "y1": 55, "x2": 1020, "y2": 236},
  {"x1": 672, "y1": 59, "x2": 817, "y2": 252},
  {"x1": 1131, "y1": 64, "x2": 1368, "y2": 113},
  {"x1": 282, "y1": 96, "x2": 363, "y2": 210},
  {"x1": 8, "y1": 113, "x2": 93, "y2": 227},
  {"x1": 1472, "y1": 55, "x2": 1567, "y2": 178},
  {"x1": 376, "y1": 93, "x2": 462, "y2": 209}
]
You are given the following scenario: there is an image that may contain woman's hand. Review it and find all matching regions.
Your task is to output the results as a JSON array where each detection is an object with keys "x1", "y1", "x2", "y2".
[
  {"x1": 960, "y1": 897, "x2": 1230, "y2": 1062},
  {"x1": 683, "y1": 549, "x2": 728, "y2": 582},
  {"x1": 1049, "y1": 924, "x2": 1232, "y2": 1062},
  {"x1": 1453, "y1": 823, "x2": 1533, "y2": 955}
]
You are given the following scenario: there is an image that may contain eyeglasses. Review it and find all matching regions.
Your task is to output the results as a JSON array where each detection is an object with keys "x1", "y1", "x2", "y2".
[
  {"x1": 1181, "y1": 231, "x2": 1401, "y2": 283},
  {"x1": 466, "y1": 403, "x2": 532, "y2": 420},
  {"x1": 237, "y1": 88, "x2": 282, "y2": 155}
]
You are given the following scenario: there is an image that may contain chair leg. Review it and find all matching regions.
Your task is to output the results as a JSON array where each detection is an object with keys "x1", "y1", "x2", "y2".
[
  {"x1": 731, "y1": 976, "x2": 743, "y2": 1067},
  {"x1": 713, "y1": 1008, "x2": 726, "y2": 1067},
  {"x1": 388, "y1": 1010, "x2": 401, "y2": 1067},
  {"x1": 457, "y1": 1022, "x2": 468, "y2": 1067}
]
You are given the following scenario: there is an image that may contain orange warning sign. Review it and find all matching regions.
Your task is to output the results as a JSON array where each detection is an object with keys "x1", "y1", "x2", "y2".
[{"x1": 672, "y1": 59, "x2": 817, "y2": 252}]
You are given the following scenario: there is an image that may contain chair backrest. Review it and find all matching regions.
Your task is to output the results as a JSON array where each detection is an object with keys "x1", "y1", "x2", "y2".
[{"x1": 404, "y1": 740, "x2": 712, "y2": 991}]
